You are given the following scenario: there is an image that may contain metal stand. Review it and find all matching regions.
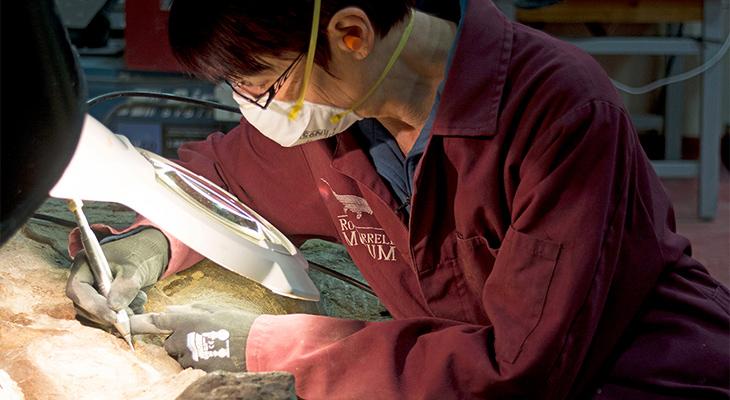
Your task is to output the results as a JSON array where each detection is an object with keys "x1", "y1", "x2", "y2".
[
  {"x1": 698, "y1": 0, "x2": 728, "y2": 220},
  {"x1": 502, "y1": 0, "x2": 729, "y2": 220}
]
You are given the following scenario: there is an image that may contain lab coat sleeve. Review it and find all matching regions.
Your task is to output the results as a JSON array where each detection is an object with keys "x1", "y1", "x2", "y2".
[{"x1": 245, "y1": 100, "x2": 638, "y2": 399}]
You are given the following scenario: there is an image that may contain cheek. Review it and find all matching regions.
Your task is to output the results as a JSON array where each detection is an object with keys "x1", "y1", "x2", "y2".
[
  {"x1": 305, "y1": 80, "x2": 329, "y2": 104},
  {"x1": 275, "y1": 67, "x2": 348, "y2": 105},
  {"x1": 271, "y1": 81, "x2": 295, "y2": 103},
  {"x1": 276, "y1": 76, "x2": 324, "y2": 104},
  {"x1": 307, "y1": 71, "x2": 353, "y2": 106}
]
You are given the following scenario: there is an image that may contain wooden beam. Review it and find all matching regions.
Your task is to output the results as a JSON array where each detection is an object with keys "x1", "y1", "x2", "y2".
[{"x1": 516, "y1": 0, "x2": 703, "y2": 23}]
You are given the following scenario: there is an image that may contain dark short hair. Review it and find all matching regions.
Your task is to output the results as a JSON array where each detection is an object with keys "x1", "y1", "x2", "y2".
[{"x1": 168, "y1": 0, "x2": 414, "y2": 82}]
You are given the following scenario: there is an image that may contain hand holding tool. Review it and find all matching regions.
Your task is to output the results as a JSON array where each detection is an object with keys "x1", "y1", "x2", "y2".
[{"x1": 67, "y1": 199, "x2": 134, "y2": 351}]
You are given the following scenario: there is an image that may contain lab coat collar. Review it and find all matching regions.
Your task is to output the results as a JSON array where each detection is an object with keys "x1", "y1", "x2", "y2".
[{"x1": 431, "y1": 0, "x2": 513, "y2": 137}]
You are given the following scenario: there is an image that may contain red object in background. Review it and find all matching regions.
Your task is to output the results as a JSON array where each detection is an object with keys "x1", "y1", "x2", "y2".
[{"x1": 125, "y1": 0, "x2": 183, "y2": 72}]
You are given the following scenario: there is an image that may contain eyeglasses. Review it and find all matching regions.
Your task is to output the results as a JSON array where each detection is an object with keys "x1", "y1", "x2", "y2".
[{"x1": 227, "y1": 53, "x2": 304, "y2": 110}]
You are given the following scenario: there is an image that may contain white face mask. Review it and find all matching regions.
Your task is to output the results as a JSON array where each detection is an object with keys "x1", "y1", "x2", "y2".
[
  {"x1": 233, "y1": 93, "x2": 363, "y2": 147},
  {"x1": 232, "y1": 2, "x2": 415, "y2": 147}
]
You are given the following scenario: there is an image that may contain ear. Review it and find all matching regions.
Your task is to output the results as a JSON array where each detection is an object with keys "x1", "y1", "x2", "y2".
[{"x1": 326, "y1": 7, "x2": 375, "y2": 60}]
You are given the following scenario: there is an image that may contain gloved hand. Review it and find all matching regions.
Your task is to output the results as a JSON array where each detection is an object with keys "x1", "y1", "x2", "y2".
[
  {"x1": 65, "y1": 227, "x2": 169, "y2": 328},
  {"x1": 131, "y1": 304, "x2": 259, "y2": 372}
]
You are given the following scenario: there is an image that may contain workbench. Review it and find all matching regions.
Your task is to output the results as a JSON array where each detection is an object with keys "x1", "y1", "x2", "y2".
[{"x1": 495, "y1": 0, "x2": 729, "y2": 220}]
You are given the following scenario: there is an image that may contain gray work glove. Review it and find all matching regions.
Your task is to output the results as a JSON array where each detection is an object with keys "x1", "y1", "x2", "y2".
[
  {"x1": 131, "y1": 304, "x2": 258, "y2": 372},
  {"x1": 66, "y1": 227, "x2": 169, "y2": 328}
]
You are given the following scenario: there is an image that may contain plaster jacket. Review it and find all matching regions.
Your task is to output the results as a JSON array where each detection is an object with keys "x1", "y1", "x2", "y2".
[{"x1": 69, "y1": 0, "x2": 729, "y2": 398}]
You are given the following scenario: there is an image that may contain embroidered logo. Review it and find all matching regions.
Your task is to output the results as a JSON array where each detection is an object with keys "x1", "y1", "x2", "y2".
[
  {"x1": 186, "y1": 329, "x2": 231, "y2": 362},
  {"x1": 320, "y1": 178, "x2": 397, "y2": 262},
  {"x1": 321, "y1": 179, "x2": 373, "y2": 219}
]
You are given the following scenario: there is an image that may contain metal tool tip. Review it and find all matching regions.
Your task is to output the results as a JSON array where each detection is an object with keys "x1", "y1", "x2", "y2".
[{"x1": 126, "y1": 338, "x2": 135, "y2": 352}]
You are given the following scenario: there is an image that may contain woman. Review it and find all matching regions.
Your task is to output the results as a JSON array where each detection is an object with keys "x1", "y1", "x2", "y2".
[{"x1": 66, "y1": 0, "x2": 729, "y2": 398}]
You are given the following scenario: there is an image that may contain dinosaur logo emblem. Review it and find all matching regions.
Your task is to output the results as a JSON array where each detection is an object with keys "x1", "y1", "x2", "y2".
[{"x1": 321, "y1": 179, "x2": 373, "y2": 219}]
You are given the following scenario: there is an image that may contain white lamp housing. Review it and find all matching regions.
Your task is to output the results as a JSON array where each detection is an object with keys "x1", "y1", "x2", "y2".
[{"x1": 51, "y1": 115, "x2": 320, "y2": 301}]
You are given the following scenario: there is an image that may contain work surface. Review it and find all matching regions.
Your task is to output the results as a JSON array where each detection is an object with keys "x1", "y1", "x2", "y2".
[{"x1": 0, "y1": 199, "x2": 386, "y2": 399}]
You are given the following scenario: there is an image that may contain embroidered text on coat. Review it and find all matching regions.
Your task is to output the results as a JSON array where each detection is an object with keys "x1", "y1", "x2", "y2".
[{"x1": 321, "y1": 179, "x2": 397, "y2": 262}]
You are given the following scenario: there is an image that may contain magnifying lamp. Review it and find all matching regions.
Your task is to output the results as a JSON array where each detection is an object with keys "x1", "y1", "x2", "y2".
[
  {"x1": 1, "y1": 0, "x2": 319, "y2": 301},
  {"x1": 51, "y1": 116, "x2": 320, "y2": 301}
]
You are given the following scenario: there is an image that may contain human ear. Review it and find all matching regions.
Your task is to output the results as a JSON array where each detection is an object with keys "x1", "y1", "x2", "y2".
[{"x1": 327, "y1": 7, "x2": 374, "y2": 60}]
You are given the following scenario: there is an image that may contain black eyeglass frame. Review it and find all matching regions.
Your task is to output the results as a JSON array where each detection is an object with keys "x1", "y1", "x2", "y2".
[{"x1": 227, "y1": 53, "x2": 305, "y2": 110}]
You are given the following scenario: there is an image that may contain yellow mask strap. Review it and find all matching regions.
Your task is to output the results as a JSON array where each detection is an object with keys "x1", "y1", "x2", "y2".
[
  {"x1": 331, "y1": 11, "x2": 415, "y2": 124},
  {"x1": 289, "y1": 4, "x2": 415, "y2": 123},
  {"x1": 288, "y1": 0, "x2": 321, "y2": 120}
]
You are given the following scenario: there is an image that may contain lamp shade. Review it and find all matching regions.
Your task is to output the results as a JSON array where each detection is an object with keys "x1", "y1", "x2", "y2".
[{"x1": 1, "y1": 0, "x2": 87, "y2": 244}]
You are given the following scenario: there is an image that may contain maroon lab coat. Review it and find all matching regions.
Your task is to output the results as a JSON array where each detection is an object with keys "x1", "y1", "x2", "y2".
[{"x1": 70, "y1": 0, "x2": 729, "y2": 398}]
